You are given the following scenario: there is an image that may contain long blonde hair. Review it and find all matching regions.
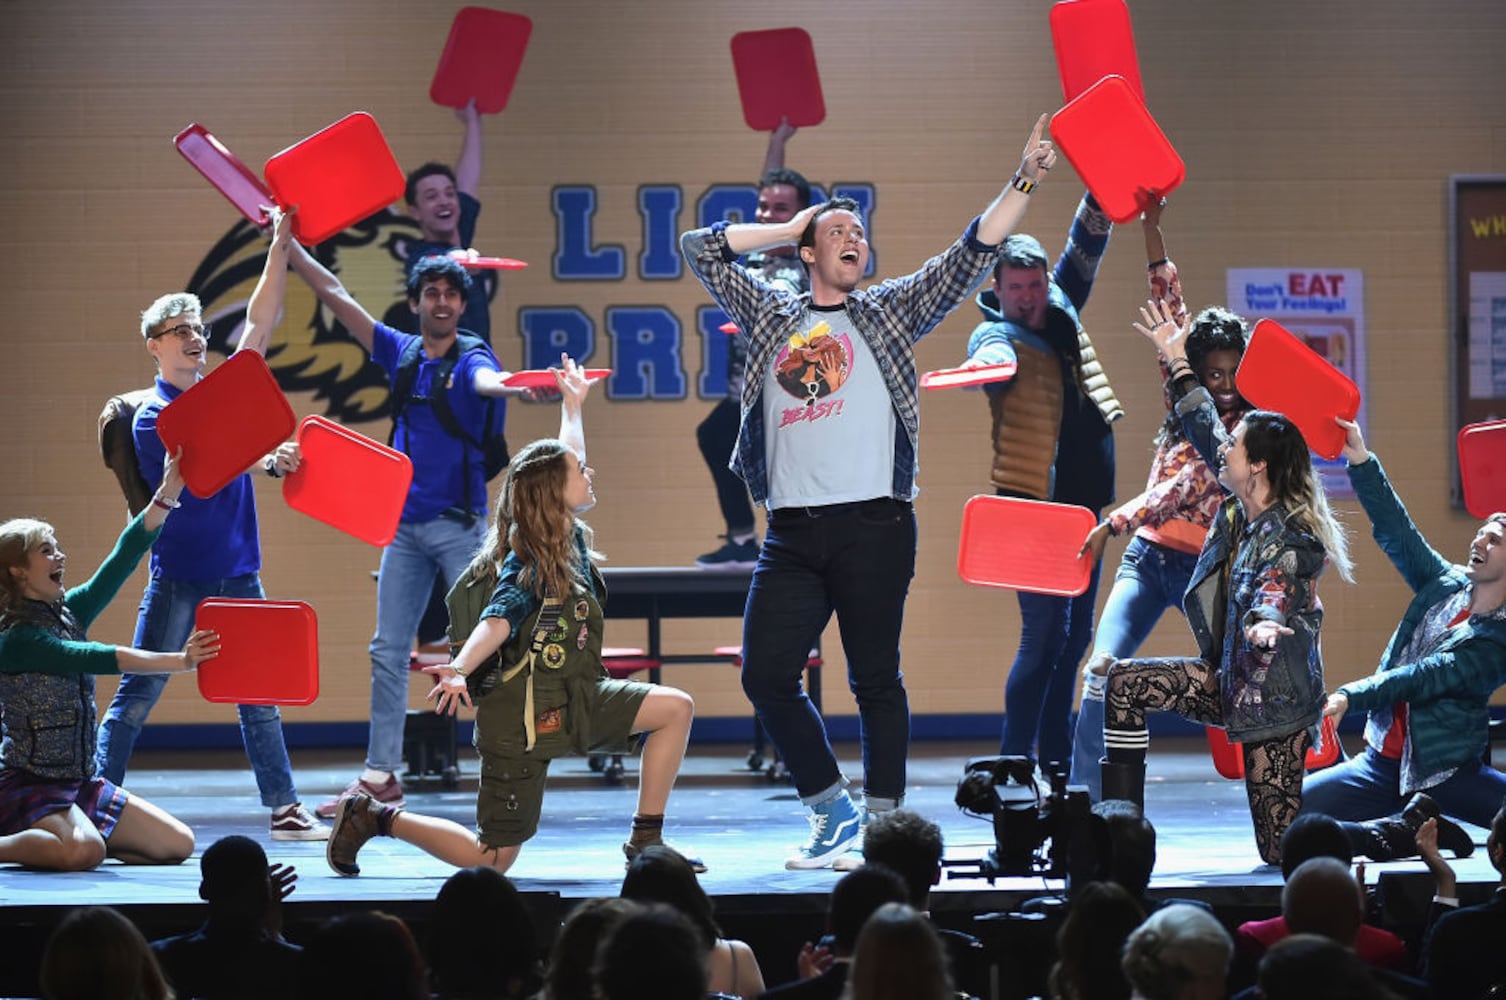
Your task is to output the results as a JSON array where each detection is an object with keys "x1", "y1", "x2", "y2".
[
  {"x1": 1241, "y1": 411, "x2": 1354, "y2": 583},
  {"x1": 466, "y1": 439, "x2": 600, "y2": 599},
  {"x1": 0, "y1": 517, "x2": 56, "y2": 627}
]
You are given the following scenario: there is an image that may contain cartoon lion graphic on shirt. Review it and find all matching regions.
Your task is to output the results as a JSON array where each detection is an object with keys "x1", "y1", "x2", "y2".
[{"x1": 774, "y1": 322, "x2": 851, "y2": 406}]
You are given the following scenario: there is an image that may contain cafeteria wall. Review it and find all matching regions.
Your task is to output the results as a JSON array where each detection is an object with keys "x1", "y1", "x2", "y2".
[{"x1": 2, "y1": 0, "x2": 1502, "y2": 737}]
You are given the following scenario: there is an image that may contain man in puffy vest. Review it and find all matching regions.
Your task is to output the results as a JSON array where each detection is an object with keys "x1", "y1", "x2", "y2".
[{"x1": 962, "y1": 192, "x2": 1124, "y2": 771}]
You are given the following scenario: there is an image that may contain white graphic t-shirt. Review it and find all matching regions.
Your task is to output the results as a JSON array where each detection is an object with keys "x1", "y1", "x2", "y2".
[{"x1": 762, "y1": 307, "x2": 896, "y2": 510}]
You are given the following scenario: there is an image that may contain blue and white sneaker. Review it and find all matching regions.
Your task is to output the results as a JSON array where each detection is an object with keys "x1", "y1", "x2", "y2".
[
  {"x1": 830, "y1": 808, "x2": 869, "y2": 871},
  {"x1": 785, "y1": 791, "x2": 862, "y2": 870}
]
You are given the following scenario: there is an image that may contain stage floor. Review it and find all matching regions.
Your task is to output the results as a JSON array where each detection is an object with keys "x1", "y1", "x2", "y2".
[{"x1": 2, "y1": 736, "x2": 1497, "y2": 913}]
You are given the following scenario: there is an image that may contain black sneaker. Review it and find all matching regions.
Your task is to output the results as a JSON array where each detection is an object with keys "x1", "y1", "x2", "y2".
[{"x1": 696, "y1": 535, "x2": 759, "y2": 571}]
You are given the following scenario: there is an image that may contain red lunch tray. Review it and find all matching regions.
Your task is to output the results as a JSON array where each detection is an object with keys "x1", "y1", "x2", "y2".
[
  {"x1": 1205, "y1": 715, "x2": 1340, "y2": 780},
  {"x1": 1236, "y1": 319, "x2": 1361, "y2": 461},
  {"x1": 1049, "y1": 75, "x2": 1184, "y2": 223},
  {"x1": 1458, "y1": 419, "x2": 1506, "y2": 519},
  {"x1": 730, "y1": 27, "x2": 826, "y2": 130},
  {"x1": 429, "y1": 7, "x2": 533, "y2": 114},
  {"x1": 282, "y1": 416, "x2": 413, "y2": 547},
  {"x1": 503, "y1": 368, "x2": 611, "y2": 389},
  {"x1": 195, "y1": 598, "x2": 319, "y2": 706},
  {"x1": 447, "y1": 250, "x2": 529, "y2": 270},
  {"x1": 155, "y1": 352, "x2": 296, "y2": 500},
  {"x1": 956, "y1": 495, "x2": 1096, "y2": 596},
  {"x1": 263, "y1": 112, "x2": 406, "y2": 245},
  {"x1": 921, "y1": 362, "x2": 1018, "y2": 390},
  {"x1": 173, "y1": 124, "x2": 274, "y2": 226},
  {"x1": 1049, "y1": 0, "x2": 1145, "y2": 104}
]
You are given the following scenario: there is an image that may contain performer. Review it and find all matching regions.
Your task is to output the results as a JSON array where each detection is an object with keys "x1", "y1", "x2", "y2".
[
  {"x1": 696, "y1": 118, "x2": 811, "y2": 571},
  {"x1": 1307, "y1": 417, "x2": 1506, "y2": 837},
  {"x1": 1071, "y1": 199, "x2": 1251, "y2": 800},
  {"x1": 681, "y1": 115, "x2": 1059, "y2": 869},
  {"x1": 0, "y1": 449, "x2": 218, "y2": 870},
  {"x1": 326, "y1": 357, "x2": 698, "y2": 877},
  {"x1": 1099, "y1": 298, "x2": 1353, "y2": 865}
]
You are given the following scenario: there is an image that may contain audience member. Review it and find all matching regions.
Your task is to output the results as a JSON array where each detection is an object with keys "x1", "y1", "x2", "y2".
[
  {"x1": 150, "y1": 835, "x2": 300, "y2": 999},
  {"x1": 759, "y1": 865, "x2": 909, "y2": 1000},
  {"x1": 539, "y1": 898, "x2": 638, "y2": 1000},
  {"x1": 843, "y1": 901, "x2": 957, "y2": 1000},
  {"x1": 1120, "y1": 903, "x2": 1231, "y2": 1000},
  {"x1": 298, "y1": 910, "x2": 428, "y2": 1000},
  {"x1": 1421, "y1": 798, "x2": 1506, "y2": 1000},
  {"x1": 594, "y1": 902, "x2": 708, "y2": 1000},
  {"x1": 40, "y1": 905, "x2": 173, "y2": 1000},
  {"x1": 1249, "y1": 934, "x2": 1401, "y2": 1000},
  {"x1": 620, "y1": 844, "x2": 765, "y2": 997},
  {"x1": 1049, "y1": 880, "x2": 1145, "y2": 1000},
  {"x1": 428, "y1": 865, "x2": 541, "y2": 999}
]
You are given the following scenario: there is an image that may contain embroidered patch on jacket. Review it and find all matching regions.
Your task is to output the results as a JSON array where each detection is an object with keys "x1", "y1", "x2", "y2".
[
  {"x1": 576, "y1": 623, "x2": 589, "y2": 650},
  {"x1": 574, "y1": 599, "x2": 590, "y2": 622},
  {"x1": 542, "y1": 643, "x2": 567, "y2": 669},
  {"x1": 537, "y1": 708, "x2": 563, "y2": 734}
]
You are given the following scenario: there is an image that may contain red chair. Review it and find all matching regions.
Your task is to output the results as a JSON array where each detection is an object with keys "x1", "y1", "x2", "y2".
[
  {"x1": 715, "y1": 645, "x2": 823, "y2": 781},
  {"x1": 1205, "y1": 715, "x2": 1341, "y2": 780},
  {"x1": 592, "y1": 648, "x2": 662, "y2": 784}
]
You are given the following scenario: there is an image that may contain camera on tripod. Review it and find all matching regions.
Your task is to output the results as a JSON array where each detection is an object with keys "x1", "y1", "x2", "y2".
[{"x1": 953, "y1": 755, "x2": 1092, "y2": 880}]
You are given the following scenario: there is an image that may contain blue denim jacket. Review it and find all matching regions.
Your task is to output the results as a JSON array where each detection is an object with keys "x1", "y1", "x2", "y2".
[
  {"x1": 1339, "y1": 455, "x2": 1506, "y2": 792},
  {"x1": 1175, "y1": 387, "x2": 1329, "y2": 742}
]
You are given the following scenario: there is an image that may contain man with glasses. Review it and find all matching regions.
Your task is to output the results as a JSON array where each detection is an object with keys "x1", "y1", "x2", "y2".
[{"x1": 96, "y1": 211, "x2": 329, "y2": 841}]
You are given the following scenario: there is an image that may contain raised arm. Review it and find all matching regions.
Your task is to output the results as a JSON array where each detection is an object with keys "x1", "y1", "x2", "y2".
[
  {"x1": 555, "y1": 354, "x2": 594, "y2": 462},
  {"x1": 236, "y1": 207, "x2": 295, "y2": 358},
  {"x1": 1141, "y1": 198, "x2": 1187, "y2": 328},
  {"x1": 454, "y1": 100, "x2": 483, "y2": 198},
  {"x1": 762, "y1": 116, "x2": 797, "y2": 176},
  {"x1": 975, "y1": 114, "x2": 1056, "y2": 247},
  {"x1": 288, "y1": 242, "x2": 377, "y2": 353}
]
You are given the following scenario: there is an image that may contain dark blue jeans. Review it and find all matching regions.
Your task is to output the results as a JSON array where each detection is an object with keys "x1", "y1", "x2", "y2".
[
  {"x1": 1000, "y1": 557, "x2": 1104, "y2": 768},
  {"x1": 740, "y1": 498, "x2": 915, "y2": 805}
]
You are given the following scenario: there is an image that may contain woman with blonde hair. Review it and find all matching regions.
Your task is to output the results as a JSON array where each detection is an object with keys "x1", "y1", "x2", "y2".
[
  {"x1": 1097, "y1": 298, "x2": 1353, "y2": 865},
  {"x1": 39, "y1": 905, "x2": 175, "y2": 1000},
  {"x1": 0, "y1": 449, "x2": 216, "y2": 871},
  {"x1": 1121, "y1": 904, "x2": 1232, "y2": 1000},
  {"x1": 327, "y1": 357, "x2": 698, "y2": 877}
]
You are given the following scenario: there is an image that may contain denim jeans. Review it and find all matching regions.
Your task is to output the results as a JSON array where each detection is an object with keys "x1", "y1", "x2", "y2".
[
  {"x1": 1301, "y1": 745, "x2": 1506, "y2": 829},
  {"x1": 367, "y1": 516, "x2": 485, "y2": 773},
  {"x1": 741, "y1": 499, "x2": 915, "y2": 805},
  {"x1": 1000, "y1": 556, "x2": 1104, "y2": 768},
  {"x1": 1069, "y1": 537, "x2": 1199, "y2": 797},
  {"x1": 697, "y1": 398, "x2": 755, "y2": 537},
  {"x1": 96, "y1": 571, "x2": 298, "y2": 808}
]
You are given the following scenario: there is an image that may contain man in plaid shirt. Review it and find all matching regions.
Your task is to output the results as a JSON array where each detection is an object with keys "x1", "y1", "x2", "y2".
[{"x1": 681, "y1": 116, "x2": 1060, "y2": 868}]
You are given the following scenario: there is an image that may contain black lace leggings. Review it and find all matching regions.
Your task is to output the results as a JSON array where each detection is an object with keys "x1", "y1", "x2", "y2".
[{"x1": 1105, "y1": 657, "x2": 1312, "y2": 865}]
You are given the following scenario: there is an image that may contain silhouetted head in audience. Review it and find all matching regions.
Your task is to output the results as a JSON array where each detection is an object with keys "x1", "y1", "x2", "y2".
[
  {"x1": 198, "y1": 835, "x2": 272, "y2": 926},
  {"x1": 619, "y1": 843, "x2": 720, "y2": 949},
  {"x1": 1050, "y1": 880, "x2": 1145, "y2": 1000},
  {"x1": 593, "y1": 902, "x2": 707, "y2": 1000},
  {"x1": 827, "y1": 864, "x2": 910, "y2": 957},
  {"x1": 542, "y1": 898, "x2": 638, "y2": 1000},
  {"x1": 40, "y1": 906, "x2": 173, "y2": 1000},
  {"x1": 299, "y1": 910, "x2": 427, "y2": 1000},
  {"x1": 1278, "y1": 812, "x2": 1353, "y2": 879},
  {"x1": 846, "y1": 901, "x2": 955, "y2": 1000},
  {"x1": 1282, "y1": 856, "x2": 1365, "y2": 948},
  {"x1": 1257, "y1": 933, "x2": 1400, "y2": 1000},
  {"x1": 429, "y1": 866, "x2": 541, "y2": 999},
  {"x1": 1120, "y1": 903, "x2": 1232, "y2": 1000},
  {"x1": 860, "y1": 808, "x2": 944, "y2": 909},
  {"x1": 1091, "y1": 799, "x2": 1158, "y2": 900}
]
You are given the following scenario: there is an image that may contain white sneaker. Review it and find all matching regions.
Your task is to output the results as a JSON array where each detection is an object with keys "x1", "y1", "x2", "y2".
[{"x1": 270, "y1": 803, "x2": 331, "y2": 842}]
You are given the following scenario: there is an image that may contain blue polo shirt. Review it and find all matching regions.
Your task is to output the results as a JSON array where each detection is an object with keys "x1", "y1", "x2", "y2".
[
  {"x1": 372, "y1": 323, "x2": 501, "y2": 523},
  {"x1": 134, "y1": 377, "x2": 261, "y2": 581}
]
